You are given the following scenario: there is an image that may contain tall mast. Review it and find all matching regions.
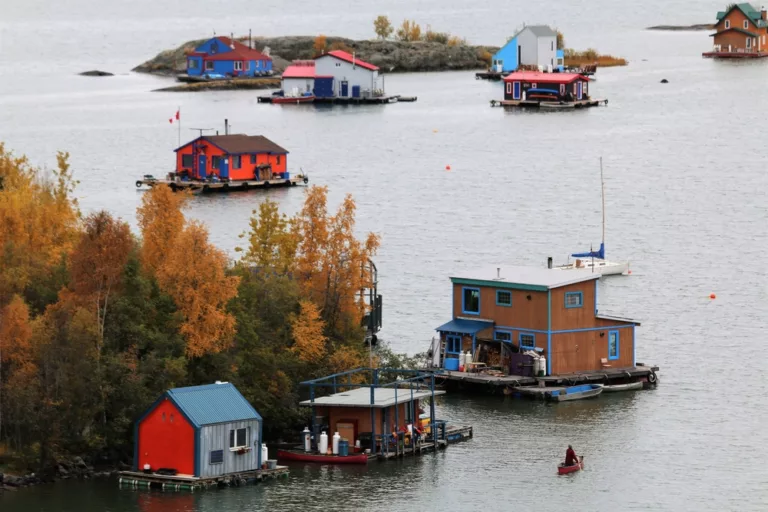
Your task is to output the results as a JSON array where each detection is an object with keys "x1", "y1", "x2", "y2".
[{"x1": 600, "y1": 156, "x2": 605, "y2": 246}]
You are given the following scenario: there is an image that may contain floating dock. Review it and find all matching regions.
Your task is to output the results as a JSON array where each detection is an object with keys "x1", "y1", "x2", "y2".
[
  {"x1": 432, "y1": 364, "x2": 659, "y2": 396},
  {"x1": 490, "y1": 98, "x2": 607, "y2": 109},
  {"x1": 702, "y1": 51, "x2": 768, "y2": 58},
  {"x1": 135, "y1": 174, "x2": 308, "y2": 193},
  {"x1": 118, "y1": 466, "x2": 289, "y2": 491},
  {"x1": 257, "y1": 95, "x2": 416, "y2": 105}
]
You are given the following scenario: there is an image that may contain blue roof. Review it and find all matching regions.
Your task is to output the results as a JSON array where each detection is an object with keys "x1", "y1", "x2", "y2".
[
  {"x1": 167, "y1": 383, "x2": 261, "y2": 428},
  {"x1": 436, "y1": 318, "x2": 494, "y2": 334}
]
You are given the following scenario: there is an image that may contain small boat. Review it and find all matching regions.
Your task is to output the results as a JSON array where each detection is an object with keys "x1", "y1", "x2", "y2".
[
  {"x1": 546, "y1": 384, "x2": 603, "y2": 402},
  {"x1": 272, "y1": 95, "x2": 315, "y2": 104},
  {"x1": 558, "y1": 456, "x2": 584, "y2": 475},
  {"x1": 553, "y1": 158, "x2": 629, "y2": 276},
  {"x1": 539, "y1": 102, "x2": 575, "y2": 110},
  {"x1": 601, "y1": 381, "x2": 643, "y2": 393},
  {"x1": 276, "y1": 449, "x2": 369, "y2": 465}
]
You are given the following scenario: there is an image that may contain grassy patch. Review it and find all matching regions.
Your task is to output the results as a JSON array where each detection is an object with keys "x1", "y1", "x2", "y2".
[{"x1": 564, "y1": 48, "x2": 628, "y2": 67}]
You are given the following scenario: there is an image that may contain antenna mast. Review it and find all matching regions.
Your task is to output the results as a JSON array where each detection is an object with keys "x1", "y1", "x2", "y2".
[
  {"x1": 600, "y1": 156, "x2": 605, "y2": 246},
  {"x1": 189, "y1": 128, "x2": 214, "y2": 138}
]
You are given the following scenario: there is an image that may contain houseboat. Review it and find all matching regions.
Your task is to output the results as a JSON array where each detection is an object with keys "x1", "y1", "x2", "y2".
[
  {"x1": 277, "y1": 368, "x2": 472, "y2": 464},
  {"x1": 119, "y1": 382, "x2": 288, "y2": 490},
  {"x1": 482, "y1": 25, "x2": 564, "y2": 78},
  {"x1": 703, "y1": 3, "x2": 768, "y2": 58},
  {"x1": 425, "y1": 265, "x2": 659, "y2": 396},
  {"x1": 135, "y1": 122, "x2": 309, "y2": 193},
  {"x1": 491, "y1": 71, "x2": 607, "y2": 109}
]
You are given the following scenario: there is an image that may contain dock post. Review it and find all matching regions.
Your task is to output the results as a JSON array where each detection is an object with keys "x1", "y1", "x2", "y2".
[{"x1": 430, "y1": 375, "x2": 437, "y2": 446}]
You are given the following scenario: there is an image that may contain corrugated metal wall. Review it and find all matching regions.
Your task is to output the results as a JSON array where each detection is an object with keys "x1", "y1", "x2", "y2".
[{"x1": 198, "y1": 419, "x2": 261, "y2": 478}]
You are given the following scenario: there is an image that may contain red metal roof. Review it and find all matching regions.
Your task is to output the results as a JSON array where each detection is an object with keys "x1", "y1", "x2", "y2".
[
  {"x1": 187, "y1": 36, "x2": 271, "y2": 62},
  {"x1": 317, "y1": 50, "x2": 379, "y2": 71},
  {"x1": 282, "y1": 62, "x2": 315, "y2": 78},
  {"x1": 503, "y1": 72, "x2": 586, "y2": 84}
]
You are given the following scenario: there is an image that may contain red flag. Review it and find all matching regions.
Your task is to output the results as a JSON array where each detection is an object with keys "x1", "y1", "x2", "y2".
[
  {"x1": 175, "y1": 109, "x2": 180, "y2": 120},
  {"x1": 169, "y1": 118, "x2": 173, "y2": 124}
]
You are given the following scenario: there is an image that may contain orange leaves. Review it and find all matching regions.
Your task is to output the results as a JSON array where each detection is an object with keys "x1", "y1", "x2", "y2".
[
  {"x1": 329, "y1": 345, "x2": 366, "y2": 382},
  {"x1": 155, "y1": 221, "x2": 240, "y2": 358},
  {"x1": 242, "y1": 199, "x2": 297, "y2": 273},
  {"x1": 291, "y1": 300, "x2": 327, "y2": 362},
  {"x1": 0, "y1": 295, "x2": 33, "y2": 366},
  {"x1": 313, "y1": 35, "x2": 327, "y2": 56},
  {"x1": 136, "y1": 186, "x2": 189, "y2": 275}
]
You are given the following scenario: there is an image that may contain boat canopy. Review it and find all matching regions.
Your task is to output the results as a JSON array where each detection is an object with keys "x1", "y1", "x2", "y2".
[{"x1": 571, "y1": 242, "x2": 605, "y2": 260}]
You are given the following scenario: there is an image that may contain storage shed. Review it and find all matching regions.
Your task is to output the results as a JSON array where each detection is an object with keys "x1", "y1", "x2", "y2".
[{"x1": 134, "y1": 382, "x2": 263, "y2": 478}]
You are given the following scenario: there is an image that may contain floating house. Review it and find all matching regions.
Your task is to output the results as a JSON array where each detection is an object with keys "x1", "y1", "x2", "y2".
[
  {"x1": 277, "y1": 369, "x2": 472, "y2": 464},
  {"x1": 428, "y1": 266, "x2": 658, "y2": 392},
  {"x1": 491, "y1": 25, "x2": 564, "y2": 73},
  {"x1": 313, "y1": 50, "x2": 382, "y2": 98},
  {"x1": 281, "y1": 61, "x2": 316, "y2": 96},
  {"x1": 186, "y1": 36, "x2": 273, "y2": 77},
  {"x1": 133, "y1": 383, "x2": 263, "y2": 478},
  {"x1": 703, "y1": 3, "x2": 768, "y2": 58},
  {"x1": 503, "y1": 71, "x2": 590, "y2": 101}
]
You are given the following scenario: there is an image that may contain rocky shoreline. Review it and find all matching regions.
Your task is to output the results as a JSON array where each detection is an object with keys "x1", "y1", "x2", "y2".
[
  {"x1": 133, "y1": 35, "x2": 498, "y2": 77},
  {"x1": 1, "y1": 457, "x2": 119, "y2": 492},
  {"x1": 646, "y1": 24, "x2": 713, "y2": 30}
]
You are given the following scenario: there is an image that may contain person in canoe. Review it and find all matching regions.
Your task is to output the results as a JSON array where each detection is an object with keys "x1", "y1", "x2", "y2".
[{"x1": 565, "y1": 445, "x2": 579, "y2": 467}]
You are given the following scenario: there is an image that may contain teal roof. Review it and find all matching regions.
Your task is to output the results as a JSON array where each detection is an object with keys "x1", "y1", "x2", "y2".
[
  {"x1": 167, "y1": 383, "x2": 261, "y2": 427},
  {"x1": 436, "y1": 318, "x2": 494, "y2": 334},
  {"x1": 716, "y1": 3, "x2": 767, "y2": 27}
]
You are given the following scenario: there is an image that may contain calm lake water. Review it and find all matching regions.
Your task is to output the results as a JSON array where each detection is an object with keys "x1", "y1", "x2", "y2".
[{"x1": 2, "y1": 0, "x2": 768, "y2": 510}]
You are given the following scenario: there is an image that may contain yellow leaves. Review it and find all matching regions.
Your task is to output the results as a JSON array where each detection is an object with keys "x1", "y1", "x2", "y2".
[
  {"x1": 313, "y1": 35, "x2": 327, "y2": 56},
  {"x1": 136, "y1": 185, "x2": 189, "y2": 275},
  {"x1": 291, "y1": 300, "x2": 327, "y2": 362},
  {"x1": 0, "y1": 295, "x2": 33, "y2": 366},
  {"x1": 155, "y1": 221, "x2": 240, "y2": 358},
  {"x1": 329, "y1": 346, "x2": 366, "y2": 382},
  {"x1": 243, "y1": 199, "x2": 297, "y2": 273}
]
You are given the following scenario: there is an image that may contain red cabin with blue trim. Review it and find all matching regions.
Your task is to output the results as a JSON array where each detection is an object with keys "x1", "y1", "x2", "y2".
[
  {"x1": 503, "y1": 72, "x2": 590, "y2": 101},
  {"x1": 134, "y1": 382, "x2": 263, "y2": 478}
]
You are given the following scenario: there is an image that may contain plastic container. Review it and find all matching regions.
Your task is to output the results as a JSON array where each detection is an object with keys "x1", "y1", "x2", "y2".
[
  {"x1": 465, "y1": 351, "x2": 472, "y2": 372},
  {"x1": 266, "y1": 459, "x2": 277, "y2": 470},
  {"x1": 283, "y1": 171, "x2": 290, "y2": 180},
  {"x1": 444, "y1": 358, "x2": 459, "y2": 371},
  {"x1": 261, "y1": 443, "x2": 268, "y2": 465},
  {"x1": 338, "y1": 440, "x2": 349, "y2": 457},
  {"x1": 458, "y1": 352, "x2": 465, "y2": 370},
  {"x1": 539, "y1": 357, "x2": 547, "y2": 376},
  {"x1": 533, "y1": 358, "x2": 541, "y2": 376},
  {"x1": 303, "y1": 427, "x2": 311, "y2": 452},
  {"x1": 332, "y1": 432, "x2": 340, "y2": 455},
  {"x1": 319, "y1": 432, "x2": 328, "y2": 454}
]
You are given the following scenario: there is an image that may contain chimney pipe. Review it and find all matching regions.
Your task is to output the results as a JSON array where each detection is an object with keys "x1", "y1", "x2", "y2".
[
  {"x1": 224, "y1": 119, "x2": 228, "y2": 135},
  {"x1": 249, "y1": 29, "x2": 252, "y2": 49},
  {"x1": 547, "y1": 257, "x2": 553, "y2": 269},
  {"x1": 497, "y1": 267, "x2": 500, "y2": 279}
]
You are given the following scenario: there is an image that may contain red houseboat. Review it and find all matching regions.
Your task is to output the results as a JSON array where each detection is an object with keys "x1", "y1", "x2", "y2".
[{"x1": 496, "y1": 71, "x2": 606, "y2": 109}]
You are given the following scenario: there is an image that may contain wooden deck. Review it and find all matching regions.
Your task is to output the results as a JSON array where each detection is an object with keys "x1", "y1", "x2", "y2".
[
  {"x1": 136, "y1": 174, "x2": 308, "y2": 193},
  {"x1": 257, "y1": 95, "x2": 416, "y2": 105},
  {"x1": 377, "y1": 424, "x2": 473, "y2": 459},
  {"x1": 118, "y1": 466, "x2": 289, "y2": 491},
  {"x1": 490, "y1": 98, "x2": 608, "y2": 109},
  {"x1": 702, "y1": 51, "x2": 768, "y2": 59}
]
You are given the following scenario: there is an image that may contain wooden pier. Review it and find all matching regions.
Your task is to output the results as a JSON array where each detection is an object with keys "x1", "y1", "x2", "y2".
[
  {"x1": 490, "y1": 98, "x2": 608, "y2": 109},
  {"x1": 375, "y1": 424, "x2": 473, "y2": 460},
  {"x1": 257, "y1": 95, "x2": 416, "y2": 105},
  {"x1": 136, "y1": 174, "x2": 308, "y2": 193},
  {"x1": 433, "y1": 364, "x2": 659, "y2": 396},
  {"x1": 118, "y1": 466, "x2": 289, "y2": 491}
]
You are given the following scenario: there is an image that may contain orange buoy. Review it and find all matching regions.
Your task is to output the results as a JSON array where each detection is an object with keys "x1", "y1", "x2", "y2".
[
  {"x1": 709, "y1": 293, "x2": 716, "y2": 300},
  {"x1": 445, "y1": 165, "x2": 451, "y2": 170}
]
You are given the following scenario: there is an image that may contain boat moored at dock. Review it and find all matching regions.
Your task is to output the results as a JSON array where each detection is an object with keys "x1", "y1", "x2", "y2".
[{"x1": 545, "y1": 383, "x2": 603, "y2": 402}]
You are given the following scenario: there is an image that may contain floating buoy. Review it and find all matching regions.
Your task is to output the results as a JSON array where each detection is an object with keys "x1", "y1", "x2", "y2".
[
  {"x1": 627, "y1": 269, "x2": 632, "y2": 275},
  {"x1": 709, "y1": 293, "x2": 716, "y2": 300},
  {"x1": 445, "y1": 165, "x2": 451, "y2": 171},
  {"x1": 433, "y1": 129, "x2": 438, "y2": 133}
]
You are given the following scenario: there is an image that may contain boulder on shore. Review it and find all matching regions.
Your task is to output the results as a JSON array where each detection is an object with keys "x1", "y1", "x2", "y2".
[
  {"x1": 133, "y1": 36, "x2": 498, "y2": 76},
  {"x1": 79, "y1": 70, "x2": 114, "y2": 77}
]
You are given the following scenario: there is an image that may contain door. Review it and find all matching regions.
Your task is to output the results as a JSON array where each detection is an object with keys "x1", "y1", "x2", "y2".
[
  {"x1": 340, "y1": 81, "x2": 349, "y2": 97},
  {"x1": 197, "y1": 154, "x2": 207, "y2": 179},
  {"x1": 220, "y1": 157, "x2": 229, "y2": 179},
  {"x1": 337, "y1": 422, "x2": 355, "y2": 445},
  {"x1": 513, "y1": 81, "x2": 521, "y2": 100},
  {"x1": 577, "y1": 81, "x2": 583, "y2": 100},
  {"x1": 608, "y1": 330, "x2": 620, "y2": 361}
]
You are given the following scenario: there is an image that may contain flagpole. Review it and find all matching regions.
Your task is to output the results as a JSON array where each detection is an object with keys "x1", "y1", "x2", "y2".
[{"x1": 178, "y1": 106, "x2": 181, "y2": 148}]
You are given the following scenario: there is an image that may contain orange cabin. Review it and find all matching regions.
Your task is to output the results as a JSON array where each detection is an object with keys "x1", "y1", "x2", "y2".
[{"x1": 174, "y1": 134, "x2": 289, "y2": 181}]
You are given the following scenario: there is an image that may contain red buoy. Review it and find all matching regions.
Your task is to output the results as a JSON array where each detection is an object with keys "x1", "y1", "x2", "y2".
[{"x1": 709, "y1": 293, "x2": 716, "y2": 300}]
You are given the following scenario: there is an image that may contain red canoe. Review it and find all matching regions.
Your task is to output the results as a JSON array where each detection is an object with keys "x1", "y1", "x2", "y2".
[
  {"x1": 277, "y1": 449, "x2": 369, "y2": 465},
  {"x1": 272, "y1": 95, "x2": 314, "y2": 104},
  {"x1": 558, "y1": 457, "x2": 584, "y2": 475}
]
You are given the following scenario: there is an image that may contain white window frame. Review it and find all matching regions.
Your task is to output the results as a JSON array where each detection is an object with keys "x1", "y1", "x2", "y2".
[
  {"x1": 506, "y1": 82, "x2": 512, "y2": 94},
  {"x1": 234, "y1": 61, "x2": 243, "y2": 71},
  {"x1": 725, "y1": 19, "x2": 730, "y2": 29},
  {"x1": 229, "y1": 427, "x2": 249, "y2": 450},
  {"x1": 205, "y1": 61, "x2": 214, "y2": 71},
  {"x1": 744, "y1": 20, "x2": 749, "y2": 29},
  {"x1": 245, "y1": 61, "x2": 250, "y2": 71},
  {"x1": 747, "y1": 37, "x2": 752, "y2": 49}
]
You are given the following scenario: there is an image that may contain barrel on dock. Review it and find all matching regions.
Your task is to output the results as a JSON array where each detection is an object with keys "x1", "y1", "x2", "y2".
[
  {"x1": 338, "y1": 439, "x2": 349, "y2": 457},
  {"x1": 444, "y1": 358, "x2": 459, "y2": 371}
]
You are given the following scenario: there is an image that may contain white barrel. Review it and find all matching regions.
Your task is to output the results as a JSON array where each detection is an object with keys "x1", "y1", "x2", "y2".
[
  {"x1": 539, "y1": 356, "x2": 547, "y2": 376},
  {"x1": 261, "y1": 443, "x2": 268, "y2": 465},
  {"x1": 319, "y1": 431, "x2": 328, "y2": 454},
  {"x1": 458, "y1": 351, "x2": 465, "y2": 369},
  {"x1": 465, "y1": 351, "x2": 472, "y2": 372},
  {"x1": 332, "y1": 432, "x2": 340, "y2": 455},
  {"x1": 303, "y1": 427, "x2": 311, "y2": 452},
  {"x1": 533, "y1": 357, "x2": 541, "y2": 376}
]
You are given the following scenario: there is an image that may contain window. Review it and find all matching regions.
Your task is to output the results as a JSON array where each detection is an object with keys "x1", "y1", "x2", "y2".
[
  {"x1": 531, "y1": 82, "x2": 538, "y2": 88},
  {"x1": 277, "y1": 155, "x2": 281, "y2": 165},
  {"x1": 232, "y1": 155, "x2": 241, "y2": 168},
  {"x1": 559, "y1": 84, "x2": 565, "y2": 95},
  {"x1": 494, "y1": 330, "x2": 512, "y2": 342},
  {"x1": 565, "y1": 292, "x2": 583, "y2": 308},
  {"x1": 205, "y1": 61, "x2": 214, "y2": 71},
  {"x1": 725, "y1": 19, "x2": 730, "y2": 28},
  {"x1": 496, "y1": 290, "x2": 512, "y2": 306},
  {"x1": 250, "y1": 154, "x2": 257, "y2": 164},
  {"x1": 744, "y1": 20, "x2": 749, "y2": 29},
  {"x1": 234, "y1": 61, "x2": 243, "y2": 71},
  {"x1": 210, "y1": 41, "x2": 218, "y2": 54},
  {"x1": 584, "y1": 82, "x2": 588, "y2": 94},
  {"x1": 506, "y1": 82, "x2": 512, "y2": 94},
  {"x1": 446, "y1": 335, "x2": 462, "y2": 354},
  {"x1": 519, "y1": 333, "x2": 535, "y2": 350},
  {"x1": 229, "y1": 427, "x2": 249, "y2": 449},
  {"x1": 256, "y1": 60, "x2": 261, "y2": 68},
  {"x1": 747, "y1": 37, "x2": 752, "y2": 49},
  {"x1": 210, "y1": 450, "x2": 224, "y2": 464},
  {"x1": 211, "y1": 155, "x2": 221, "y2": 168},
  {"x1": 245, "y1": 61, "x2": 251, "y2": 71},
  {"x1": 462, "y1": 287, "x2": 480, "y2": 315},
  {"x1": 181, "y1": 154, "x2": 194, "y2": 168},
  {"x1": 188, "y1": 59, "x2": 198, "y2": 69},
  {"x1": 608, "y1": 330, "x2": 620, "y2": 360}
]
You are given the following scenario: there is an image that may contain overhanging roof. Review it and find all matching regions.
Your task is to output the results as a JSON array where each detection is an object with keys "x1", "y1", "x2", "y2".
[
  {"x1": 300, "y1": 387, "x2": 444, "y2": 408},
  {"x1": 451, "y1": 265, "x2": 600, "y2": 291},
  {"x1": 166, "y1": 383, "x2": 261, "y2": 428},
  {"x1": 436, "y1": 318, "x2": 493, "y2": 334},
  {"x1": 597, "y1": 314, "x2": 640, "y2": 326}
]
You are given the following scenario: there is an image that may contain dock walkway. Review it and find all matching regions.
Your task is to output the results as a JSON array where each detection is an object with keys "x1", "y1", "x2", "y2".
[
  {"x1": 257, "y1": 95, "x2": 416, "y2": 105},
  {"x1": 136, "y1": 174, "x2": 308, "y2": 193},
  {"x1": 118, "y1": 466, "x2": 289, "y2": 491},
  {"x1": 490, "y1": 98, "x2": 608, "y2": 109}
]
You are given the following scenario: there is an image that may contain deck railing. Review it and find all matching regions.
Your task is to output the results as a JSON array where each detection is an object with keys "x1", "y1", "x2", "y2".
[{"x1": 372, "y1": 420, "x2": 447, "y2": 457}]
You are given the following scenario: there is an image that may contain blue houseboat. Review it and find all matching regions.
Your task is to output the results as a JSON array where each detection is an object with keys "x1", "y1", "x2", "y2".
[{"x1": 186, "y1": 36, "x2": 273, "y2": 78}]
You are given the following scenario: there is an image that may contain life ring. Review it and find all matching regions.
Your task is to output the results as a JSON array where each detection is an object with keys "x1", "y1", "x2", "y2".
[
  {"x1": 648, "y1": 371, "x2": 657, "y2": 384},
  {"x1": 135, "y1": 181, "x2": 143, "y2": 188},
  {"x1": 303, "y1": 176, "x2": 309, "y2": 184}
]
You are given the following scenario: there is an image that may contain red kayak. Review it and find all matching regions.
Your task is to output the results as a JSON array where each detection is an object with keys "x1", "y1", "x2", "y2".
[
  {"x1": 277, "y1": 449, "x2": 369, "y2": 465},
  {"x1": 558, "y1": 456, "x2": 584, "y2": 475},
  {"x1": 272, "y1": 95, "x2": 314, "y2": 104}
]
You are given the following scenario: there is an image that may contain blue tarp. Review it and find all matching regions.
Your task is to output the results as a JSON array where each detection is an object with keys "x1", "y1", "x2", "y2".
[
  {"x1": 572, "y1": 242, "x2": 605, "y2": 259},
  {"x1": 435, "y1": 318, "x2": 493, "y2": 334}
]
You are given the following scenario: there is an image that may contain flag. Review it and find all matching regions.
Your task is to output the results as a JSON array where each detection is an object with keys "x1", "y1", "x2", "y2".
[{"x1": 169, "y1": 109, "x2": 180, "y2": 124}]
